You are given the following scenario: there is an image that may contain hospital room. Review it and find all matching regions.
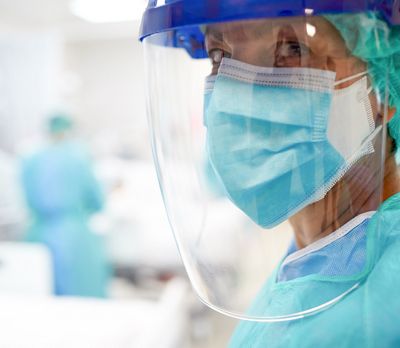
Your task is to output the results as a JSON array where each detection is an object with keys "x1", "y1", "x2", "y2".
[{"x1": 1, "y1": 1, "x2": 400, "y2": 347}]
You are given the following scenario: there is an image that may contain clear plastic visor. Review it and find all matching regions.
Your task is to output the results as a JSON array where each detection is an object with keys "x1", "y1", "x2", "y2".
[{"x1": 143, "y1": 15, "x2": 392, "y2": 321}]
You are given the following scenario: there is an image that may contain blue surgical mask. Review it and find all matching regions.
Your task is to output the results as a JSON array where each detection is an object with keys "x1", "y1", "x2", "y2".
[{"x1": 204, "y1": 58, "x2": 377, "y2": 228}]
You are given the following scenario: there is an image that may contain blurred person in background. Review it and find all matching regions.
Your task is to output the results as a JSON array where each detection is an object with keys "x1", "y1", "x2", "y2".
[{"x1": 21, "y1": 114, "x2": 110, "y2": 297}]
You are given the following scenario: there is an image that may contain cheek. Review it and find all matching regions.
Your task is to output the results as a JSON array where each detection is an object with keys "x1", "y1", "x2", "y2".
[
  {"x1": 369, "y1": 92, "x2": 378, "y2": 116},
  {"x1": 231, "y1": 43, "x2": 274, "y2": 67},
  {"x1": 331, "y1": 57, "x2": 367, "y2": 88},
  {"x1": 368, "y1": 91, "x2": 385, "y2": 126},
  {"x1": 303, "y1": 55, "x2": 330, "y2": 70}
]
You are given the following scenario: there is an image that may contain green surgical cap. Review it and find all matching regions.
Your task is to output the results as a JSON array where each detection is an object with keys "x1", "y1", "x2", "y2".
[
  {"x1": 48, "y1": 114, "x2": 73, "y2": 134},
  {"x1": 325, "y1": 12, "x2": 400, "y2": 146}
]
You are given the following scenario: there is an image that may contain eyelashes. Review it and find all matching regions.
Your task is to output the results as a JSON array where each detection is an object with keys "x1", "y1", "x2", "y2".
[{"x1": 275, "y1": 41, "x2": 310, "y2": 59}]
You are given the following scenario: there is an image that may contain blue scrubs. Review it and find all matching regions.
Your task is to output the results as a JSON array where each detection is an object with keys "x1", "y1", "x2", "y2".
[
  {"x1": 21, "y1": 141, "x2": 110, "y2": 297},
  {"x1": 230, "y1": 194, "x2": 400, "y2": 347}
]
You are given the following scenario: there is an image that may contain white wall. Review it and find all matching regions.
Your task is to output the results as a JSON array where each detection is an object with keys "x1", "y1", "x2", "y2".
[
  {"x1": 0, "y1": 32, "x2": 63, "y2": 153},
  {"x1": 64, "y1": 37, "x2": 150, "y2": 159}
]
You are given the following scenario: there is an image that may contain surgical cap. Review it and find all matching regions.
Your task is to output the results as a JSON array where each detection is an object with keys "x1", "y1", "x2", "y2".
[
  {"x1": 325, "y1": 12, "x2": 400, "y2": 147},
  {"x1": 48, "y1": 114, "x2": 73, "y2": 134}
]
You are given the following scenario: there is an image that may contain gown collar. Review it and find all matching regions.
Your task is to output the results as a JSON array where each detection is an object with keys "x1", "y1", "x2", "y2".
[{"x1": 277, "y1": 211, "x2": 375, "y2": 282}]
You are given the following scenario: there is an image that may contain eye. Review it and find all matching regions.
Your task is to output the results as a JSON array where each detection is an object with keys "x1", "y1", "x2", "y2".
[
  {"x1": 274, "y1": 38, "x2": 311, "y2": 68},
  {"x1": 276, "y1": 41, "x2": 310, "y2": 58},
  {"x1": 286, "y1": 42, "x2": 302, "y2": 56}
]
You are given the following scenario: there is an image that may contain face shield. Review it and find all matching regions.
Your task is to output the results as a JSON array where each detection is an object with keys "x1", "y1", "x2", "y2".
[{"x1": 140, "y1": 1, "x2": 400, "y2": 322}]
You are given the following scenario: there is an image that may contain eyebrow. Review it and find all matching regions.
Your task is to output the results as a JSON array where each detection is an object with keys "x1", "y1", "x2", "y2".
[{"x1": 205, "y1": 26, "x2": 224, "y2": 42}]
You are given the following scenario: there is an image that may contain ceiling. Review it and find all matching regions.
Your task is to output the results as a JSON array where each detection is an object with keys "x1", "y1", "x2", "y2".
[{"x1": 0, "y1": 0, "x2": 142, "y2": 41}]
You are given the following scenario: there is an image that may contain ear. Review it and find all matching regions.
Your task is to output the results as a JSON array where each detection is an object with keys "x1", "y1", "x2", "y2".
[{"x1": 388, "y1": 107, "x2": 397, "y2": 122}]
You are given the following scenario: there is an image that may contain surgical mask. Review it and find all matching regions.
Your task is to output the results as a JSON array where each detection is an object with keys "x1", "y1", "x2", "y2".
[{"x1": 204, "y1": 58, "x2": 379, "y2": 228}]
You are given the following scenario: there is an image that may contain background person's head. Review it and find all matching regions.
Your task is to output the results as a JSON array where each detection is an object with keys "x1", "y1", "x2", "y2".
[{"x1": 47, "y1": 113, "x2": 74, "y2": 142}]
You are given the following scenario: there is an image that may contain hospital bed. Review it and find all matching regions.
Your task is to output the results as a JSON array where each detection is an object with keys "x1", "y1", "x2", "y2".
[
  {"x1": 0, "y1": 242, "x2": 190, "y2": 348},
  {"x1": 0, "y1": 278, "x2": 189, "y2": 348}
]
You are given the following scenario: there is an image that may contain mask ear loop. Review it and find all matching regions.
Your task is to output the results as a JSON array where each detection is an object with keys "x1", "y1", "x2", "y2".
[
  {"x1": 334, "y1": 71, "x2": 369, "y2": 87},
  {"x1": 334, "y1": 70, "x2": 375, "y2": 131}
]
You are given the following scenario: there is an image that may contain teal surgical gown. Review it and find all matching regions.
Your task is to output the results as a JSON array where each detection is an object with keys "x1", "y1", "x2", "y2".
[
  {"x1": 230, "y1": 194, "x2": 400, "y2": 347},
  {"x1": 21, "y1": 141, "x2": 110, "y2": 297}
]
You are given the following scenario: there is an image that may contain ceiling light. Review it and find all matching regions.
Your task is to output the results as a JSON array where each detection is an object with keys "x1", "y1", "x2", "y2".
[{"x1": 70, "y1": 0, "x2": 147, "y2": 23}]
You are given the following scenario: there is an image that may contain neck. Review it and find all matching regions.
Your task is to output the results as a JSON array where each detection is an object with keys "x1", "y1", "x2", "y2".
[
  {"x1": 382, "y1": 154, "x2": 400, "y2": 200},
  {"x1": 290, "y1": 155, "x2": 400, "y2": 249}
]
